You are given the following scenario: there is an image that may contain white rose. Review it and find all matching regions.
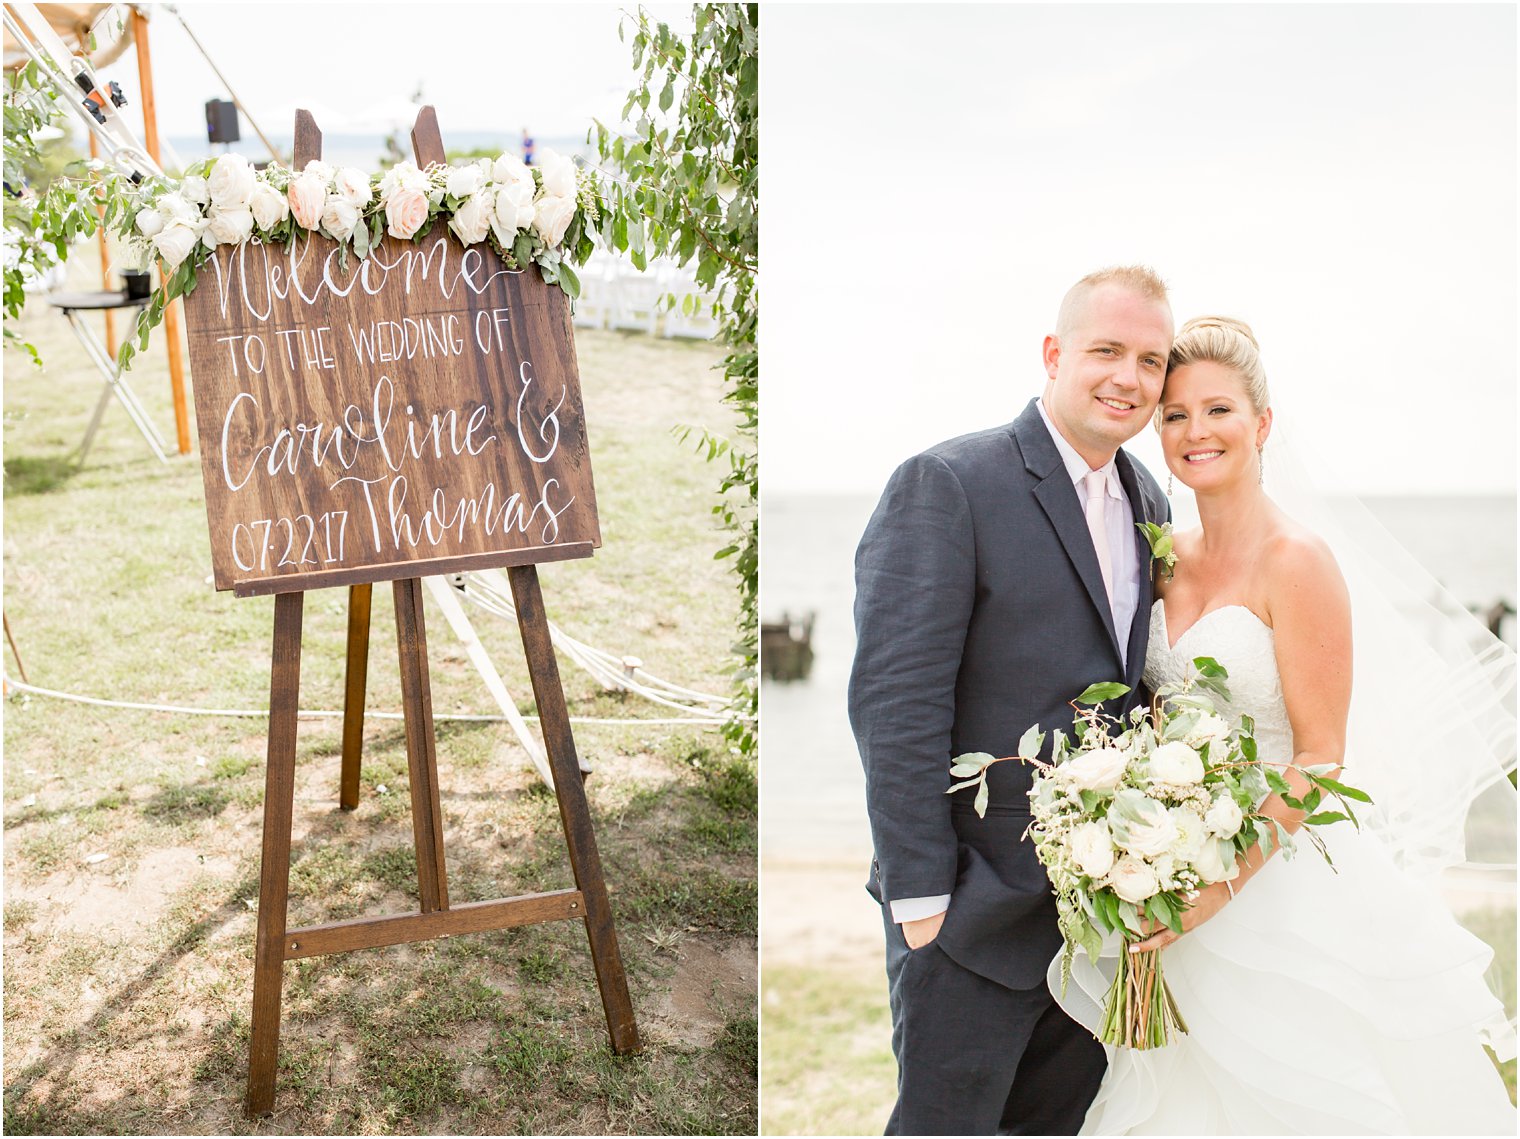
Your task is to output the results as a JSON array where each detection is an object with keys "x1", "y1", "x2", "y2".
[
  {"x1": 320, "y1": 196, "x2": 360, "y2": 242},
  {"x1": 134, "y1": 207, "x2": 165, "y2": 238},
  {"x1": 1166, "y1": 806, "x2": 1208, "y2": 862},
  {"x1": 378, "y1": 160, "x2": 427, "y2": 200},
  {"x1": 1148, "y1": 741, "x2": 1205, "y2": 786},
  {"x1": 181, "y1": 174, "x2": 210, "y2": 205},
  {"x1": 287, "y1": 172, "x2": 327, "y2": 230},
  {"x1": 153, "y1": 220, "x2": 202, "y2": 269},
  {"x1": 490, "y1": 181, "x2": 535, "y2": 245},
  {"x1": 1186, "y1": 713, "x2": 1234, "y2": 755},
  {"x1": 302, "y1": 159, "x2": 334, "y2": 183},
  {"x1": 1204, "y1": 793, "x2": 1244, "y2": 839},
  {"x1": 334, "y1": 167, "x2": 373, "y2": 209},
  {"x1": 1107, "y1": 857, "x2": 1160, "y2": 905},
  {"x1": 1067, "y1": 821, "x2": 1116, "y2": 880},
  {"x1": 446, "y1": 163, "x2": 485, "y2": 199},
  {"x1": 156, "y1": 193, "x2": 201, "y2": 224},
  {"x1": 249, "y1": 181, "x2": 290, "y2": 231},
  {"x1": 491, "y1": 152, "x2": 535, "y2": 196},
  {"x1": 1059, "y1": 746, "x2": 1129, "y2": 793},
  {"x1": 448, "y1": 193, "x2": 492, "y2": 245},
  {"x1": 207, "y1": 153, "x2": 255, "y2": 209},
  {"x1": 535, "y1": 148, "x2": 577, "y2": 199},
  {"x1": 206, "y1": 206, "x2": 254, "y2": 246},
  {"x1": 1193, "y1": 836, "x2": 1241, "y2": 885},
  {"x1": 532, "y1": 193, "x2": 577, "y2": 248},
  {"x1": 1108, "y1": 788, "x2": 1180, "y2": 859}
]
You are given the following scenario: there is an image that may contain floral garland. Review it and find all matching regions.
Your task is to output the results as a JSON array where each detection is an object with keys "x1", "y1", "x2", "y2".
[{"x1": 117, "y1": 148, "x2": 601, "y2": 371}]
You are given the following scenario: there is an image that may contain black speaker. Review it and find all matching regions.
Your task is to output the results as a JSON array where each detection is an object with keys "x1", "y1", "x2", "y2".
[{"x1": 205, "y1": 98, "x2": 240, "y2": 144}]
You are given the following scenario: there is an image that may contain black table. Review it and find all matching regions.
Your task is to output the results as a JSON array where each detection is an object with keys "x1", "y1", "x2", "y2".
[{"x1": 47, "y1": 290, "x2": 167, "y2": 465}]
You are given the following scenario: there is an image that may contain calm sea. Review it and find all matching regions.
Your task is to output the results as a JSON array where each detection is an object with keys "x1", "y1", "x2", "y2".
[
  {"x1": 164, "y1": 132, "x2": 591, "y2": 172},
  {"x1": 760, "y1": 493, "x2": 1517, "y2": 864}
]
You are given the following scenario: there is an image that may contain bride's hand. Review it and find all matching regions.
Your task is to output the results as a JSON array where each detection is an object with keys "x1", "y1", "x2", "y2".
[{"x1": 1129, "y1": 880, "x2": 1234, "y2": 953}]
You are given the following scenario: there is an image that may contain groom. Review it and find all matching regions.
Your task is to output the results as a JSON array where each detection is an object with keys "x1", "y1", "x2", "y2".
[{"x1": 849, "y1": 266, "x2": 1174, "y2": 1135}]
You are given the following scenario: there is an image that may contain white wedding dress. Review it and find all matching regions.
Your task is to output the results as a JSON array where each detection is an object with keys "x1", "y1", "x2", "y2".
[{"x1": 1057, "y1": 600, "x2": 1516, "y2": 1136}]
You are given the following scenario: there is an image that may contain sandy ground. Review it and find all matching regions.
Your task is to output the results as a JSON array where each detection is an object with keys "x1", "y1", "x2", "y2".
[{"x1": 761, "y1": 859, "x2": 881, "y2": 971}]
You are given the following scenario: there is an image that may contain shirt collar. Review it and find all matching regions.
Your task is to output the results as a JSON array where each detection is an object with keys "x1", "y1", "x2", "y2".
[{"x1": 1036, "y1": 399, "x2": 1123, "y2": 499}]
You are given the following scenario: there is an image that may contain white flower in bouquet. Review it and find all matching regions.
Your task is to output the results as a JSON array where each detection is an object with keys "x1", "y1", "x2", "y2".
[
  {"x1": 1107, "y1": 856, "x2": 1160, "y2": 904},
  {"x1": 287, "y1": 172, "x2": 327, "y2": 230},
  {"x1": 181, "y1": 174, "x2": 210, "y2": 206},
  {"x1": 1148, "y1": 741, "x2": 1205, "y2": 786},
  {"x1": 1166, "y1": 806, "x2": 1208, "y2": 862},
  {"x1": 491, "y1": 181, "x2": 535, "y2": 245},
  {"x1": 533, "y1": 193, "x2": 577, "y2": 247},
  {"x1": 448, "y1": 193, "x2": 492, "y2": 246},
  {"x1": 333, "y1": 167, "x2": 373, "y2": 209},
  {"x1": 156, "y1": 193, "x2": 201, "y2": 225},
  {"x1": 1068, "y1": 820, "x2": 1116, "y2": 879},
  {"x1": 153, "y1": 220, "x2": 202, "y2": 269},
  {"x1": 1193, "y1": 835, "x2": 1242, "y2": 885},
  {"x1": 378, "y1": 160, "x2": 428, "y2": 201},
  {"x1": 1186, "y1": 712, "x2": 1234, "y2": 753},
  {"x1": 384, "y1": 186, "x2": 430, "y2": 240},
  {"x1": 302, "y1": 159, "x2": 335, "y2": 183},
  {"x1": 1061, "y1": 745, "x2": 1129, "y2": 792},
  {"x1": 134, "y1": 206, "x2": 165, "y2": 238},
  {"x1": 446, "y1": 163, "x2": 486, "y2": 200},
  {"x1": 208, "y1": 154, "x2": 255, "y2": 209},
  {"x1": 491, "y1": 152, "x2": 536, "y2": 197},
  {"x1": 534, "y1": 149, "x2": 578, "y2": 199},
  {"x1": 1108, "y1": 788, "x2": 1179, "y2": 858},
  {"x1": 206, "y1": 206, "x2": 255, "y2": 246},
  {"x1": 249, "y1": 181, "x2": 290, "y2": 230},
  {"x1": 1204, "y1": 793, "x2": 1245, "y2": 839},
  {"x1": 320, "y1": 196, "x2": 361, "y2": 242}
]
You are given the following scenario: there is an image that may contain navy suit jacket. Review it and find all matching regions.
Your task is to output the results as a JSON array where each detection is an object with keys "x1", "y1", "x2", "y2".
[{"x1": 849, "y1": 397, "x2": 1170, "y2": 989}]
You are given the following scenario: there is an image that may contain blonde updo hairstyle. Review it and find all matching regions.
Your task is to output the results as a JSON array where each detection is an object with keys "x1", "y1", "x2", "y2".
[{"x1": 1164, "y1": 315, "x2": 1271, "y2": 417}]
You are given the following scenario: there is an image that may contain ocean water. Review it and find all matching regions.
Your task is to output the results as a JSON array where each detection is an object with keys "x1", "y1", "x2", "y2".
[
  {"x1": 164, "y1": 132, "x2": 592, "y2": 172},
  {"x1": 760, "y1": 492, "x2": 1517, "y2": 864}
]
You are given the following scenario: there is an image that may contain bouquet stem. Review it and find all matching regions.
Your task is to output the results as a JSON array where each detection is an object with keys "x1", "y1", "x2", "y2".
[{"x1": 1099, "y1": 947, "x2": 1188, "y2": 1049}]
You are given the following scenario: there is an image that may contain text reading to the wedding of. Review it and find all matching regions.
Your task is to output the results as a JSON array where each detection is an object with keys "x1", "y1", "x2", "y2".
[{"x1": 183, "y1": 231, "x2": 600, "y2": 594}]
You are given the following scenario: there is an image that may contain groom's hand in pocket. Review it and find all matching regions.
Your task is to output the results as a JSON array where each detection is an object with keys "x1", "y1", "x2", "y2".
[{"x1": 901, "y1": 911, "x2": 945, "y2": 950}]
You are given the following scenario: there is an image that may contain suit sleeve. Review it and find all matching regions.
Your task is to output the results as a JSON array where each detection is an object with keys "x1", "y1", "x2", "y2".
[{"x1": 848, "y1": 452, "x2": 975, "y2": 905}]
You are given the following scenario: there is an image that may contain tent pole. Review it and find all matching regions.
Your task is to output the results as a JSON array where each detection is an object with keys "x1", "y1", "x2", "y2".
[{"x1": 129, "y1": 6, "x2": 191, "y2": 456}]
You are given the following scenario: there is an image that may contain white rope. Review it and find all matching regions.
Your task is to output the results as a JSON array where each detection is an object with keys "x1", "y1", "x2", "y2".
[{"x1": 1, "y1": 675, "x2": 732, "y2": 726}]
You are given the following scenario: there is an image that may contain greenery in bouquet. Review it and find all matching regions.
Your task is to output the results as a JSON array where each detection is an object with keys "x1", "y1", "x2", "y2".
[{"x1": 948, "y1": 657, "x2": 1371, "y2": 1049}]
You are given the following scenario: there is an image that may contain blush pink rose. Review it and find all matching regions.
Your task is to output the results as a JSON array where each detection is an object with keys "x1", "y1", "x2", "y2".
[
  {"x1": 385, "y1": 187, "x2": 430, "y2": 240},
  {"x1": 287, "y1": 173, "x2": 326, "y2": 230}
]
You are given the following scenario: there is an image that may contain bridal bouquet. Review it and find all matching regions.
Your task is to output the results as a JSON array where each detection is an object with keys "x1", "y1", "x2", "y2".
[{"x1": 948, "y1": 658, "x2": 1370, "y2": 1049}]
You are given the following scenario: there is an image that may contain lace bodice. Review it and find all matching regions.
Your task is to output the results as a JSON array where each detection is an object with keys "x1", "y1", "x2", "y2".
[{"x1": 1142, "y1": 600, "x2": 1294, "y2": 764}]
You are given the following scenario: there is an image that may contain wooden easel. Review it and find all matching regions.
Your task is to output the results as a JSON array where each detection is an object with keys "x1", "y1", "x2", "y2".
[{"x1": 242, "y1": 112, "x2": 639, "y2": 1117}]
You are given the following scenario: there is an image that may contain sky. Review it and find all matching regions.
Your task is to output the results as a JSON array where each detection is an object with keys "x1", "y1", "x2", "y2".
[
  {"x1": 82, "y1": 3, "x2": 689, "y2": 152},
  {"x1": 763, "y1": 4, "x2": 1517, "y2": 496}
]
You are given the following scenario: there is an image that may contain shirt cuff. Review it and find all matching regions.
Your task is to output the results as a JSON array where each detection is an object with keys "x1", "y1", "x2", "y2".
[{"x1": 889, "y1": 894, "x2": 951, "y2": 923}]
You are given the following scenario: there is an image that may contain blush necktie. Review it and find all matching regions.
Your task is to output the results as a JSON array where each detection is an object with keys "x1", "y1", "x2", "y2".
[{"x1": 1084, "y1": 469, "x2": 1115, "y2": 607}]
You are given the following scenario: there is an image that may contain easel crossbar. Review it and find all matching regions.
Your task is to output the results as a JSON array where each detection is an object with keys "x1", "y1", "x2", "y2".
[{"x1": 284, "y1": 889, "x2": 585, "y2": 960}]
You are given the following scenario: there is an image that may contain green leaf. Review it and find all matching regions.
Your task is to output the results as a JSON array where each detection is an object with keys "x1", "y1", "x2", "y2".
[
  {"x1": 1313, "y1": 776, "x2": 1372, "y2": 803},
  {"x1": 1263, "y1": 768, "x2": 1291, "y2": 795},
  {"x1": 1191, "y1": 656, "x2": 1228, "y2": 678},
  {"x1": 1017, "y1": 725, "x2": 1045, "y2": 759},
  {"x1": 973, "y1": 780, "x2": 989, "y2": 818},
  {"x1": 1302, "y1": 811, "x2": 1349, "y2": 826},
  {"x1": 1075, "y1": 681, "x2": 1130, "y2": 705}
]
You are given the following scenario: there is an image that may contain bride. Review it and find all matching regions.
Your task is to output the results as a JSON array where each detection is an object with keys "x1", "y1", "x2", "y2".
[{"x1": 1060, "y1": 316, "x2": 1516, "y2": 1135}]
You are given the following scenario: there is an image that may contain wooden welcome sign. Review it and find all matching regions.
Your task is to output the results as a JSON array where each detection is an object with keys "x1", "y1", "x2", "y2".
[
  {"x1": 179, "y1": 108, "x2": 638, "y2": 1117},
  {"x1": 183, "y1": 196, "x2": 599, "y2": 596}
]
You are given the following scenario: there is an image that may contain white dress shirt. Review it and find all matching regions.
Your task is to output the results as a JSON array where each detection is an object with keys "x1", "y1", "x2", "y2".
[{"x1": 890, "y1": 404, "x2": 1144, "y2": 925}]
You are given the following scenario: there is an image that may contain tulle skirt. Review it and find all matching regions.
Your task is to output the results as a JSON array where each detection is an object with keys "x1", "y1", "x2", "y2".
[{"x1": 1053, "y1": 826, "x2": 1515, "y2": 1135}]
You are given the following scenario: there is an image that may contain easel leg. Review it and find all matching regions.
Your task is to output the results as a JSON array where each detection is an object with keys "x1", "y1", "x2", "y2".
[
  {"x1": 507, "y1": 565, "x2": 640, "y2": 1054},
  {"x1": 246, "y1": 591, "x2": 304, "y2": 1117},
  {"x1": 393, "y1": 578, "x2": 449, "y2": 912},
  {"x1": 339, "y1": 583, "x2": 372, "y2": 810}
]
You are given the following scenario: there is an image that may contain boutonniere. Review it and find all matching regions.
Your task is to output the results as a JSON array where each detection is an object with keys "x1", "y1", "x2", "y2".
[{"x1": 1136, "y1": 521, "x2": 1176, "y2": 582}]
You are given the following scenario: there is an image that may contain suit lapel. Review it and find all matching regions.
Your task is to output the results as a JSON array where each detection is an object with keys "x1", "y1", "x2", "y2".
[
  {"x1": 1013, "y1": 402, "x2": 1122, "y2": 659},
  {"x1": 1116, "y1": 448, "x2": 1160, "y2": 690}
]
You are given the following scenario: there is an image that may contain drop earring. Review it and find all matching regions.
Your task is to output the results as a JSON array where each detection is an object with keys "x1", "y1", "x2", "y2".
[
  {"x1": 1166, "y1": 472, "x2": 1173, "y2": 496},
  {"x1": 1257, "y1": 447, "x2": 1265, "y2": 485}
]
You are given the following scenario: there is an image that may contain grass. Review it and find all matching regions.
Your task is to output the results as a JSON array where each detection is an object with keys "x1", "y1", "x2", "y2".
[
  {"x1": 759, "y1": 963, "x2": 896, "y2": 1137},
  {"x1": 2, "y1": 259, "x2": 756, "y2": 1134}
]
